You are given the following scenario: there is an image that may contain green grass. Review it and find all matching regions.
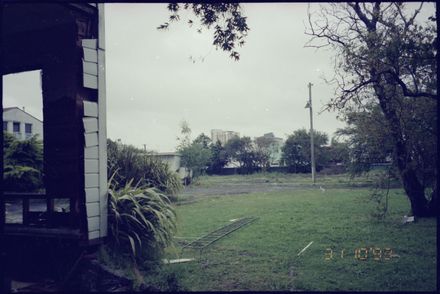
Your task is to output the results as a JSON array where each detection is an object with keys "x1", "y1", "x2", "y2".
[{"x1": 160, "y1": 175, "x2": 436, "y2": 291}]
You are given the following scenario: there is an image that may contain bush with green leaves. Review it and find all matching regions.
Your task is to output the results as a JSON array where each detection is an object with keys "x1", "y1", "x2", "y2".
[
  {"x1": 281, "y1": 129, "x2": 329, "y2": 173},
  {"x1": 176, "y1": 124, "x2": 212, "y2": 179},
  {"x1": 107, "y1": 178, "x2": 177, "y2": 263},
  {"x1": 178, "y1": 142, "x2": 212, "y2": 178},
  {"x1": 3, "y1": 132, "x2": 44, "y2": 192},
  {"x1": 107, "y1": 139, "x2": 182, "y2": 198},
  {"x1": 3, "y1": 165, "x2": 42, "y2": 192}
]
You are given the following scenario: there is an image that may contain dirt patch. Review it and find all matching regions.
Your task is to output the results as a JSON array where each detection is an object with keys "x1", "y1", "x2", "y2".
[
  {"x1": 179, "y1": 182, "x2": 312, "y2": 199},
  {"x1": 177, "y1": 175, "x2": 379, "y2": 203}
]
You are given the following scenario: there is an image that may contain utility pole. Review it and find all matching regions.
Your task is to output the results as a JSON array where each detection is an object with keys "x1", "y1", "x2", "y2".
[
  {"x1": 306, "y1": 82, "x2": 316, "y2": 184},
  {"x1": 143, "y1": 144, "x2": 147, "y2": 152}
]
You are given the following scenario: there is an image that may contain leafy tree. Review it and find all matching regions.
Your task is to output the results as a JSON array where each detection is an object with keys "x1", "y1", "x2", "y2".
[
  {"x1": 179, "y1": 142, "x2": 212, "y2": 178},
  {"x1": 323, "y1": 137, "x2": 350, "y2": 166},
  {"x1": 207, "y1": 140, "x2": 228, "y2": 173},
  {"x1": 4, "y1": 134, "x2": 43, "y2": 170},
  {"x1": 254, "y1": 136, "x2": 275, "y2": 170},
  {"x1": 336, "y1": 105, "x2": 395, "y2": 175},
  {"x1": 337, "y1": 98, "x2": 436, "y2": 190},
  {"x1": 281, "y1": 137, "x2": 303, "y2": 173},
  {"x1": 159, "y1": 3, "x2": 249, "y2": 61},
  {"x1": 224, "y1": 136, "x2": 261, "y2": 173},
  {"x1": 281, "y1": 129, "x2": 329, "y2": 173},
  {"x1": 3, "y1": 131, "x2": 16, "y2": 152},
  {"x1": 224, "y1": 136, "x2": 247, "y2": 167},
  {"x1": 176, "y1": 123, "x2": 212, "y2": 178},
  {"x1": 306, "y1": 2, "x2": 437, "y2": 216},
  {"x1": 3, "y1": 133, "x2": 44, "y2": 192},
  {"x1": 160, "y1": 3, "x2": 437, "y2": 216},
  {"x1": 176, "y1": 120, "x2": 192, "y2": 150},
  {"x1": 3, "y1": 165, "x2": 42, "y2": 192},
  {"x1": 193, "y1": 133, "x2": 211, "y2": 148}
]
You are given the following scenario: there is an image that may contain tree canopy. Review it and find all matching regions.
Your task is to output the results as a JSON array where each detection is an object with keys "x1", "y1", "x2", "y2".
[
  {"x1": 176, "y1": 122, "x2": 212, "y2": 178},
  {"x1": 281, "y1": 129, "x2": 329, "y2": 173},
  {"x1": 159, "y1": 3, "x2": 249, "y2": 61},
  {"x1": 3, "y1": 132, "x2": 44, "y2": 192},
  {"x1": 161, "y1": 3, "x2": 437, "y2": 216},
  {"x1": 306, "y1": 2, "x2": 437, "y2": 216},
  {"x1": 207, "y1": 140, "x2": 228, "y2": 174}
]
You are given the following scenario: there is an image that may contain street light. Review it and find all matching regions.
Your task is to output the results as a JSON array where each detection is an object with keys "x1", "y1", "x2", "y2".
[{"x1": 305, "y1": 82, "x2": 316, "y2": 184}]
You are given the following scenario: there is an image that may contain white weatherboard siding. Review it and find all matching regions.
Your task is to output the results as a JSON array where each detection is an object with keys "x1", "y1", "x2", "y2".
[
  {"x1": 85, "y1": 159, "x2": 99, "y2": 174},
  {"x1": 86, "y1": 203, "x2": 100, "y2": 217},
  {"x1": 83, "y1": 117, "x2": 98, "y2": 133},
  {"x1": 85, "y1": 132, "x2": 98, "y2": 147},
  {"x1": 83, "y1": 47, "x2": 98, "y2": 63},
  {"x1": 85, "y1": 188, "x2": 99, "y2": 202},
  {"x1": 82, "y1": 38, "x2": 97, "y2": 50},
  {"x1": 85, "y1": 173, "x2": 99, "y2": 188},
  {"x1": 84, "y1": 101, "x2": 98, "y2": 117},
  {"x1": 84, "y1": 73, "x2": 98, "y2": 89},
  {"x1": 85, "y1": 146, "x2": 99, "y2": 159},
  {"x1": 82, "y1": 5, "x2": 107, "y2": 242},
  {"x1": 88, "y1": 216, "x2": 100, "y2": 231},
  {"x1": 97, "y1": 3, "x2": 108, "y2": 239},
  {"x1": 83, "y1": 61, "x2": 98, "y2": 76},
  {"x1": 88, "y1": 230, "x2": 100, "y2": 240}
]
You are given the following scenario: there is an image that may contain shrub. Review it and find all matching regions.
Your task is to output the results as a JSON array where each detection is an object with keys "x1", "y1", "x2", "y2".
[
  {"x1": 4, "y1": 134, "x2": 43, "y2": 169},
  {"x1": 107, "y1": 178, "x2": 177, "y2": 263},
  {"x1": 3, "y1": 165, "x2": 43, "y2": 192},
  {"x1": 3, "y1": 132, "x2": 44, "y2": 192},
  {"x1": 107, "y1": 139, "x2": 182, "y2": 198},
  {"x1": 178, "y1": 142, "x2": 212, "y2": 178}
]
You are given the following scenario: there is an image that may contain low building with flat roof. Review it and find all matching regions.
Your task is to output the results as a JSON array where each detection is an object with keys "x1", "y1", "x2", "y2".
[{"x1": 149, "y1": 152, "x2": 191, "y2": 180}]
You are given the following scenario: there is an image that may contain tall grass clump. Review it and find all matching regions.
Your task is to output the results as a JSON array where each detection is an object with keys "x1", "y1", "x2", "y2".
[
  {"x1": 107, "y1": 139, "x2": 182, "y2": 199},
  {"x1": 106, "y1": 176, "x2": 177, "y2": 287},
  {"x1": 108, "y1": 178, "x2": 176, "y2": 260}
]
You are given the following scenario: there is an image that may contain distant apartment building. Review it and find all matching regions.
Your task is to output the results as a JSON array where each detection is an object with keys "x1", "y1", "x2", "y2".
[
  {"x1": 211, "y1": 129, "x2": 240, "y2": 146},
  {"x1": 255, "y1": 132, "x2": 284, "y2": 166},
  {"x1": 3, "y1": 107, "x2": 43, "y2": 141}
]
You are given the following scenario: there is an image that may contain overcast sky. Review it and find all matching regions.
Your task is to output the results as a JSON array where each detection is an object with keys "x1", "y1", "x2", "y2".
[{"x1": 3, "y1": 3, "x2": 434, "y2": 152}]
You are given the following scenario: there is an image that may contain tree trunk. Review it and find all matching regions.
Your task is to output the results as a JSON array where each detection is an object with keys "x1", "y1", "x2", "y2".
[
  {"x1": 426, "y1": 177, "x2": 438, "y2": 216},
  {"x1": 372, "y1": 75, "x2": 432, "y2": 217},
  {"x1": 399, "y1": 167, "x2": 429, "y2": 216}
]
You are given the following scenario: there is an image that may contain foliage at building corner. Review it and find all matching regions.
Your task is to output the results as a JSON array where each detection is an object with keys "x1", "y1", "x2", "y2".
[{"x1": 3, "y1": 131, "x2": 44, "y2": 192}]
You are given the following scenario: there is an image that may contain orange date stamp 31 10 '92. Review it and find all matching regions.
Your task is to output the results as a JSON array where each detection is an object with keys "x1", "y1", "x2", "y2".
[{"x1": 324, "y1": 247, "x2": 400, "y2": 261}]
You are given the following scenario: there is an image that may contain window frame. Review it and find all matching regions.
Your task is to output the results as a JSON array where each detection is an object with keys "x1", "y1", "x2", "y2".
[
  {"x1": 13, "y1": 121, "x2": 20, "y2": 133},
  {"x1": 25, "y1": 123, "x2": 32, "y2": 134}
]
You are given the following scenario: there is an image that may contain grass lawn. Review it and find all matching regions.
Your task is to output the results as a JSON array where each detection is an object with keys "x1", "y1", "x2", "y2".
[{"x1": 161, "y1": 174, "x2": 436, "y2": 291}]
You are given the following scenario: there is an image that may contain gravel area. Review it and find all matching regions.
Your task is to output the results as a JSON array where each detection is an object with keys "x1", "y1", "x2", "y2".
[{"x1": 179, "y1": 182, "x2": 315, "y2": 198}]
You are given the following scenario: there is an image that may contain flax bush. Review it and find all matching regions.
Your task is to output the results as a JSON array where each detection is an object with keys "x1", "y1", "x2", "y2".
[
  {"x1": 107, "y1": 177, "x2": 177, "y2": 263},
  {"x1": 107, "y1": 139, "x2": 182, "y2": 199}
]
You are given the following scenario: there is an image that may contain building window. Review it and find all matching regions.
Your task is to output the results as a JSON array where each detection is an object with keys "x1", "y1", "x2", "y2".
[
  {"x1": 25, "y1": 123, "x2": 32, "y2": 134},
  {"x1": 13, "y1": 122, "x2": 20, "y2": 132},
  {"x1": 3, "y1": 121, "x2": 7, "y2": 131},
  {"x1": 25, "y1": 123, "x2": 33, "y2": 139}
]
